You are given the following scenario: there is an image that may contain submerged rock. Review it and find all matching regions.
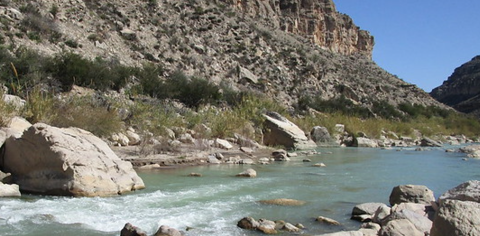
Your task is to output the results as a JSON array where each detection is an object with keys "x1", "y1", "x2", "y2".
[
  {"x1": 2, "y1": 123, "x2": 145, "y2": 197},
  {"x1": 236, "y1": 168, "x2": 257, "y2": 178},
  {"x1": 316, "y1": 216, "x2": 340, "y2": 225},
  {"x1": 258, "y1": 198, "x2": 306, "y2": 206},
  {"x1": 120, "y1": 223, "x2": 147, "y2": 236}
]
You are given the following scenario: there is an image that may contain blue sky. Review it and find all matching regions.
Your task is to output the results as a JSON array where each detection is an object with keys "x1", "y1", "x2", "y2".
[{"x1": 334, "y1": 1, "x2": 480, "y2": 92}]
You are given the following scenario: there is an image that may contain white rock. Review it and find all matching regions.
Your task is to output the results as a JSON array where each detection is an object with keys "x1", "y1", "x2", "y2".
[
  {"x1": 0, "y1": 182, "x2": 21, "y2": 197},
  {"x1": 3, "y1": 123, "x2": 145, "y2": 197}
]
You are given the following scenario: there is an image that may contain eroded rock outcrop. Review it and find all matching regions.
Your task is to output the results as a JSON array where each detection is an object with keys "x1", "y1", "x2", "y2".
[
  {"x1": 1, "y1": 123, "x2": 145, "y2": 196},
  {"x1": 226, "y1": 0, "x2": 374, "y2": 58},
  {"x1": 431, "y1": 55, "x2": 480, "y2": 117}
]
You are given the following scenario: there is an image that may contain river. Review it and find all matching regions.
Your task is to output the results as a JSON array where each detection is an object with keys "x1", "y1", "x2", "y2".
[{"x1": 1, "y1": 147, "x2": 479, "y2": 236}]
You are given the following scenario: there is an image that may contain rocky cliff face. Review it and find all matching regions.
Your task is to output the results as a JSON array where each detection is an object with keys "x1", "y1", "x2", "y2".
[
  {"x1": 223, "y1": 0, "x2": 374, "y2": 58},
  {"x1": 0, "y1": 0, "x2": 445, "y2": 113},
  {"x1": 431, "y1": 56, "x2": 480, "y2": 117}
]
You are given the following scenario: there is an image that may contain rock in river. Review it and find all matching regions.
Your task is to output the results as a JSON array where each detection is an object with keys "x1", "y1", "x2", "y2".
[{"x1": 1, "y1": 123, "x2": 145, "y2": 197}]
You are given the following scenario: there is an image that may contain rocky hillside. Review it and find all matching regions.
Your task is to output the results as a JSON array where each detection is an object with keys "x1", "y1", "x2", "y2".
[
  {"x1": 0, "y1": 0, "x2": 445, "y2": 113},
  {"x1": 431, "y1": 56, "x2": 480, "y2": 117}
]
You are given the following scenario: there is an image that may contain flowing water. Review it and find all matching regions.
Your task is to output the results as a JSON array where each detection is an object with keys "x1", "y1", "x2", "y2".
[{"x1": 1, "y1": 147, "x2": 479, "y2": 236}]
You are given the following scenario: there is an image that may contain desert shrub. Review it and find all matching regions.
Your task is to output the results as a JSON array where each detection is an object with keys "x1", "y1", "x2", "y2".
[
  {"x1": 0, "y1": 47, "x2": 51, "y2": 96},
  {"x1": 233, "y1": 93, "x2": 286, "y2": 127},
  {"x1": 371, "y1": 100, "x2": 402, "y2": 119},
  {"x1": 64, "y1": 39, "x2": 79, "y2": 48},
  {"x1": 132, "y1": 63, "x2": 164, "y2": 97},
  {"x1": 299, "y1": 95, "x2": 372, "y2": 118},
  {"x1": 51, "y1": 95, "x2": 123, "y2": 137},
  {"x1": 23, "y1": 87, "x2": 57, "y2": 124},
  {"x1": 125, "y1": 100, "x2": 184, "y2": 136},
  {"x1": 49, "y1": 52, "x2": 134, "y2": 91},
  {"x1": 19, "y1": 3, "x2": 59, "y2": 41},
  {"x1": 137, "y1": 70, "x2": 221, "y2": 109},
  {"x1": 0, "y1": 88, "x2": 21, "y2": 126},
  {"x1": 164, "y1": 71, "x2": 221, "y2": 109},
  {"x1": 398, "y1": 103, "x2": 452, "y2": 120}
]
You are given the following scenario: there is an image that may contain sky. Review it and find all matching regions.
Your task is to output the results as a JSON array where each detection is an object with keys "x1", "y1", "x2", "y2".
[{"x1": 334, "y1": 1, "x2": 480, "y2": 92}]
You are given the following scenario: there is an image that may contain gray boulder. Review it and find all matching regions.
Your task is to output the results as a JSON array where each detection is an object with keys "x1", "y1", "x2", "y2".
[
  {"x1": 310, "y1": 126, "x2": 332, "y2": 143},
  {"x1": 263, "y1": 113, "x2": 317, "y2": 150},
  {"x1": 236, "y1": 168, "x2": 257, "y2": 178},
  {"x1": 420, "y1": 137, "x2": 442, "y2": 147},
  {"x1": 1, "y1": 123, "x2": 145, "y2": 197},
  {"x1": 237, "y1": 217, "x2": 259, "y2": 230},
  {"x1": 438, "y1": 180, "x2": 480, "y2": 204},
  {"x1": 352, "y1": 202, "x2": 388, "y2": 222},
  {"x1": 430, "y1": 199, "x2": 480, "y2": 236},
  {"x1": 120, "y1": 223, "x2": 147, "y2": 236},
  {"x1": 382, "y1": 209, "x2": 432, "y2": 234},
  {"x1": 354, "y1": 137, "x2": 379, "y2": 148},
  {"x1": 389, "y1": 185, "x2": 435, "y2": 205},
  {"x1": 352, "y1": 202, "x2": 388, "y2": 216},
  {"x1": 379, "y1": 219, "x2": 424, "y2": 236},
  {"x1": 459, "y1": 145, "x2": 480, "y2": 158}
]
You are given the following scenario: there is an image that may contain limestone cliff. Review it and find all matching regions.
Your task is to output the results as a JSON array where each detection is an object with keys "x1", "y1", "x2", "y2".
[
  {"x1": 431, "y1": 56, "x2": 480, "y2": 117},
  {"x1": 223, "y1": 0, "x2": 374, "y2": 58}
]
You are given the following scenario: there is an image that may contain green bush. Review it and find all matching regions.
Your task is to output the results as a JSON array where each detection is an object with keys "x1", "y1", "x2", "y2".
[
  {"x1": 299, "y1": 95, "x2": 372, "y2": 118},
  {"x1": 49, "y1": 52, "x2": 134, "y2": 91},
  {"x1": 51, "y1": 95, "x2": 123, "y2": 137},
  {"x1": 0, "y1": 47, "x2": 50, "y2": 96}
]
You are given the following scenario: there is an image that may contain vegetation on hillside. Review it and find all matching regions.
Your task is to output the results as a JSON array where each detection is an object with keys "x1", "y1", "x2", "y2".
[{"x1": 0, "y1": 47, "x2": 479, "y2": 140}]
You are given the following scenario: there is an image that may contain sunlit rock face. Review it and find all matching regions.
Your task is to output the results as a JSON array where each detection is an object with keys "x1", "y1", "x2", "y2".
[{"x1": 224, "y1": 0, "x2": 374, "y2": 58}]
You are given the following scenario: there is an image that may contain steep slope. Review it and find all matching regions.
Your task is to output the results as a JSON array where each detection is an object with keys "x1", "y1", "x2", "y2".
[
  {"x1": 0, "y1": 0, "x2": 445, "y2": 113},
  {"x1": 431, "y1": 56, "x2": 480, "y2": 117}
]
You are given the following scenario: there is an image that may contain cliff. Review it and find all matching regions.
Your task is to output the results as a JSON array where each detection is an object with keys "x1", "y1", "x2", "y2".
[
  {"x1": 0, "y1": 0, "x2": 445, "y2": 113},
  {"x1": 431, "y1": 56, "x2": 480, "y2": 117},
  {"x1": 223, "y1": 0, "x2": 374, "y2": 58}
]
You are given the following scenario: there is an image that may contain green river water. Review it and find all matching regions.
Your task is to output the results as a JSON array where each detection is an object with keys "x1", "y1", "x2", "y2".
[{"x1": 0, "y1": 147, "x2": 479, "y2": 236}]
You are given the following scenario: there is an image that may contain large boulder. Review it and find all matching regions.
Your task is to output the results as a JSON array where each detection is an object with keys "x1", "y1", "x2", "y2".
[
  {"x1": 262, "y1": 112, "x2": 317, "y2": 150},
  {"x1": 438, "y1": 180, "x2": 480, "y2": 204},
  {"x1": 354, "y1": 137, "x2": 379, "y2": 148},
  {"x1": 389, "y1": 185, "x2": 435, "y2": 205},
  {"x1": 1, "y1": 123, "x2": 145, "y2": 197},
  {"x1": 430, "y1": 199, "x2": 480, "y2": 236}
]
